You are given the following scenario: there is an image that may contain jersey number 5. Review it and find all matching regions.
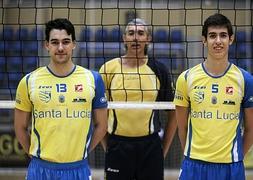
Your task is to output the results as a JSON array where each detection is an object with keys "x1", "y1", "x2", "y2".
[{"x1": 212, "y1": 84, "x2": 218, "y2": 93}]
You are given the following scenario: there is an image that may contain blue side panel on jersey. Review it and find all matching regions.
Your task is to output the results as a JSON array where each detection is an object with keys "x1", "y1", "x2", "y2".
[{"x1": 186, "y1": 118, "x2": 193, "y2": 157}]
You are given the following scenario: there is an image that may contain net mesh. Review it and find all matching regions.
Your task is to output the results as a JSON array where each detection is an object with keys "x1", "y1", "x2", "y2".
[{"x1": 0, "y1": 0, "x2": 252, "y2": 169}]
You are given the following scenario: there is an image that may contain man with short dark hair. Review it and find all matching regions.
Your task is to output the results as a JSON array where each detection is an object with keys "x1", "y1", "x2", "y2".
[
  {"x1": 174, "y1": 13, "x2": 253, "y2": 180},
  {"x1": 14, "y1": 18, "x2": 108, "y2": 180}
]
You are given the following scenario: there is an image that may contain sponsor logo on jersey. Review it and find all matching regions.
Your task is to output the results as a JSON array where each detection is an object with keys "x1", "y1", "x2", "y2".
[
  {"x1": 15, "y1": 93, "x2": 21, "y2": 104},
  {"x1": 75, "y1": 84, "x2": 83, "y2": 92},
  {"x1": 226, "y1": 86, "x2": 233, "y2": 95},
  {"x1": 72, "y1": 97, "x2": 86, "y2": 102},
  {"x1": 211, "y1": 96, "x2": 217, "y2": 104},
  {"x1": 15, "y1": 99, "x2": 21, "y2": 104},
  {"x1": 194, "y1": 86, "x2": 206, "y2": 89},
  {"x1": 39, "y1": 85, "x2": 52, "y2": 89},
  {"x1": 175, "y1": 94, "x2": 183, "y2": 100},
  {"x1": 59, "y1": 95, "x2": 65, "y2": 103},
  {"x1": 248, "y1": 96, "x2": 253, "y2": 102},
  {"x1": 124, "y1": 75, "x2": 139, "y2": 80},
  {"x1": 100, "y1": 97, "x2": 107, "y2": 103},
  {"x1": 107, "y1": 168, "x2": 119, "y2": 173},
  {"x1": 223, "y1": 100, "x2": 235, "y2": 105},
  {"x1": 191, "y1": 109, "x2": 239, "y2": 120},
  {"x1": 34, "y1": 109, "x2": 91, "y2": 119},
  {"x1": 39, "y1": 91, "x2": 51, "y2": 103},
  {"x1": 175, "y1": 91, "x2": 183, "y2": 101},
  {"x1": 194, "y1": 91, "x2": 204, "y2": 104}
]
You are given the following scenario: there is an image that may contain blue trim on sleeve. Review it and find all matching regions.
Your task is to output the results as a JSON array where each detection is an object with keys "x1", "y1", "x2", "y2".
[
  {"x1": 239, "y1": 68, "x2": 253, "y2": 108},
  {"x1": 91, "y1": 71, "x2": 108, "y2": 109}
]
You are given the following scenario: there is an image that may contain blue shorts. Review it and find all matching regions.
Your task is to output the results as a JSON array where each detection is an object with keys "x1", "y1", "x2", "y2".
[
  {"x1": 179, "y1": 157, "x2": 245, "y2": 180},
  {"x1": 26, "y1": 157, "x2": 91, "y2": 180}
]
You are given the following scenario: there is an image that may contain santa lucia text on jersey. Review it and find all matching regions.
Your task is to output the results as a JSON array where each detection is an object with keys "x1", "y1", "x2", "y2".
[
  {"x1": 190, "y1": 110, "x2": 239, "y2": 121},
  {"x1": 34, "y1": 109, "x2": 91, "y2": 119}
]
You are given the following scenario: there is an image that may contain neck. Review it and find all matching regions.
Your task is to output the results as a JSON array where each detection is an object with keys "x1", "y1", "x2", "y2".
[
  {"x1": 48, "y1": 61, "x2": 75, "y2": 76},
  {"x1": 204, "y1": 58, "x2": 229, "y2": 76}
]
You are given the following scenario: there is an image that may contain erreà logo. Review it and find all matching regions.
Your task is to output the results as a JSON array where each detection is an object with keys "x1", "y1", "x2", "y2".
[
  {"x1": 75, "y1": 84, "x2": 83, "y2": 92},
  {"x1": 226, "y1": 87, "x2": 233, "y2": 95}
]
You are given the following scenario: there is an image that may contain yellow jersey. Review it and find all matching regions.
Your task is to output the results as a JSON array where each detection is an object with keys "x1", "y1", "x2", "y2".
[
  {"x1": 15, "y1": 65, "x2": 107, "y2": 163},
  {"x1": 174, "y1": 63, "x2": 253, "y2": 163},
  {"x1": 99, "y1": 58, "x2": 173, "y2": 137}
]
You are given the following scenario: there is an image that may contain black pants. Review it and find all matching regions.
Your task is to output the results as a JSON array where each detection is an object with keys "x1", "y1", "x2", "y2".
[{"x1": 104, "y1": 133, "x2": 164, "y2": 180}]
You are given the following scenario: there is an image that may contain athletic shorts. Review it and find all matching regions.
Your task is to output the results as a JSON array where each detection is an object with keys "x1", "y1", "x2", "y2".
[
  {"x1": 179, "y1": 157, "x2": 245, "y2": 180},
  {"x1": 104, "y1": 133, "x2": 163, "y2": 180},
  {"x1": 26, "y1": 157, "x2": 91, "y2": 180}
]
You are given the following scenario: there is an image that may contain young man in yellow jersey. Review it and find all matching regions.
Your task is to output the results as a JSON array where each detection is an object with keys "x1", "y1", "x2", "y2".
[
  {"x1": 99, "y1": 18, "x2": 176, "y2": 180},
  {"x1": 14, "y1": 18, "x2": 108, "y2": 180},
  {"x1": 174, "y1": 13, "x2": 253, "y2": 180}
]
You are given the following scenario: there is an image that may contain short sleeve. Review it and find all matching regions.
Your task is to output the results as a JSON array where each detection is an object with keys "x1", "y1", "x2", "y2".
[
  {"x1": 91, "y1": 71, "x2": 108, "y2": 109},
  {"x1": 173, "y1": 71, "x2": 189, "y2": 107},
  {"x1": 15, "y1": 74, "x2": 32, "y2": 112}
]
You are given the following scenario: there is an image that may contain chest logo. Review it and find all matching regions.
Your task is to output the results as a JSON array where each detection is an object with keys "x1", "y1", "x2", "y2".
[
  {"x1": 226, "y1": 87, "x2": 233, "y2": 95},
  {"x1": 59, "y1": 95, "x2": 65, "y2": 103},
  {"x1": 223, "y1": 100, "x2": 235, "y2": 105},
  {"x1": 194, "y1": 91, "x2": 204, "y2": 104},
  {"x1": 75, "y1": 84, "x2": 83, "y2": 92},
  {"x1": 211, "y1": 96, "x2": 217, "y2": 104},
  {"x1": 39, "y1": 91, "x2": 51, "y2": 103},
  {"x1": 72, "y1": 97, "x2": 86, "y2": 102}
]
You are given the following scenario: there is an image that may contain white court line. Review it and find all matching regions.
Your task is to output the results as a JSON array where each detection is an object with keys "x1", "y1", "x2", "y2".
[{"x1": 0, "y1": 168, "x2": 253, "y2": 176}]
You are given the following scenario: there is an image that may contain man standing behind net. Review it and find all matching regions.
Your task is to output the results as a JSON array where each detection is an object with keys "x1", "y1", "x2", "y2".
[
  {"x1": 174, "y1": 13, "x2": 253, "y2": 180},
  {"x1": 14, "y1": 18, "x2": 108, "y2": 180},
  {"x1": 99, "y1": 18, "x2": 177, "y2": 180}
]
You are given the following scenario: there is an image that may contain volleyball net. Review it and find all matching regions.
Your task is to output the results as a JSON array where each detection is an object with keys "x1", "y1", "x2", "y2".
[{"x1": 0, "y1": 0, "x2": 252, "y2": 169}]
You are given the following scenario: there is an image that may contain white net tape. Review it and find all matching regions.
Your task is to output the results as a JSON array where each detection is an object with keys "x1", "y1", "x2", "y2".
[{"x1": 0, "y1": 101, "x2": 175, "y2": 110}]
